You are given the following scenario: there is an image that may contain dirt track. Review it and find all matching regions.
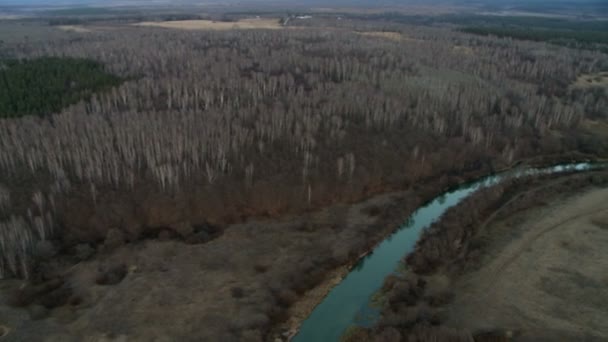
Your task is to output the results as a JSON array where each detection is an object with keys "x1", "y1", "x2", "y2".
[{"x1": 445, "y1": 187, "x2": 608, "y2": 341}]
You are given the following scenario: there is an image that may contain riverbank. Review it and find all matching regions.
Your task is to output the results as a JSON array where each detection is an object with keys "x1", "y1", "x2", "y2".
[
  {"x1": 355, "y1": 169, "x2": 608, "y2": 341},
  {"x1": 0, "y1": 182, "x2": 423, "y2": 341},
  {"x1": 0, "y1": 159, "x2": 605, "y2": 342}
]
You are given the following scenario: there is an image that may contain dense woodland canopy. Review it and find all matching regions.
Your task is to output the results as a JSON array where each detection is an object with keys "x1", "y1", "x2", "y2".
[
  {"x1": 0, "y1": 21, "x2": 607, "y2": 278},
  {"x1": 460, "y1": 26, "x2": 608, "y2": 53},
  {"x1": 0, "y1": 57, "x2": 123, "y2": 118}
]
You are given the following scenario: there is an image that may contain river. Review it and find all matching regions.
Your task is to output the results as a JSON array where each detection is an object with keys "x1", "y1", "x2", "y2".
[{"x1": 292, "y1": 162, "x2": 602, "y2": 342}]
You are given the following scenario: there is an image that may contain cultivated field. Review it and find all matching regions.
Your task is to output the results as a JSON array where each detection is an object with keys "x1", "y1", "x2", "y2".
[{"x1": 132, "y1": 18, "x2": 283, "y2": 31}]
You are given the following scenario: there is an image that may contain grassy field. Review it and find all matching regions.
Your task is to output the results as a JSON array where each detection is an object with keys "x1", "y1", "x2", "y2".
[
  {"x1": 356, "y1": 31, "x2": 403, "y2": 41},
  {"x1": 445, "y1": 185, "x2": 608, "y2": 340},
  {"x1": 56, "y1": 25, "x2": 91, "y2": 33},
  {"x1": 572, "y1": 72, "x2": 608, "y2": 88},
  {"x1": 0, "y1": 21, "x2": 67, "y2": 44},
  {"x1": 132, "y1": 18, "x2": 283, "y2": 31}
]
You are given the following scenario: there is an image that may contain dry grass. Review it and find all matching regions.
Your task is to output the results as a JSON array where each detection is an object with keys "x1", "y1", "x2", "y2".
[
  {"x1": 445, "y1": 186, "x2": 608, "y2": 340},
  {"x1": 0, "y1": 324, "x2": 9, "y2": 338},
  {"x1": 310, "y1": 5, "x2": 465, "y2": 15},
  {"x1": 56, "y1": 25, "x2": 92, "y2": 33},
  {"x1": 581, "y1": 119, "x2": 608, "y2": 138},
  {"x1": 572, "y1": 72, "x2": 608, "y2": 88},
  {"x1": 358, "y1": 31, "x2": 403, "y2": 41},
  {"x1": 453, "y1": 45, "x2": 475, "y2": 55},
  {"x1": 357, "y1": 31, "x2": 422, "y2": 43},
  {"x1": 0, "y1": 15, "x2": 25, "y2": 20},
  {"x1": 132, "y1": 19, "x2": 283, "y2": 31}
]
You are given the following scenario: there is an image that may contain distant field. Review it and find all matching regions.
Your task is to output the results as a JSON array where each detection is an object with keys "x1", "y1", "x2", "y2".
[
  {"x1": 43, "y1": 7, "x2": 116, "y2": 16},
  {"x1": 356, "y1": 31, "x2": 424, "y2": 43},
  {"x1": 56, "y1": 25, "x2": 91, "y2": 33},
  {"x1": 573, "y1": 72, "x2": 608, "y2": 88},
  {"x1": 0, "y1": 21, "x2": 66, "y2": 43},
  {"x1": 357, "y1": 31, "x2": 402, "y2": 41},
  {"x1": 132, "y1": 18, "x2": 283, "y2": 31}
]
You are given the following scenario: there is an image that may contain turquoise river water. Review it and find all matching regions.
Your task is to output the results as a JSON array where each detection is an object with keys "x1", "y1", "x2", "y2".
[{"x1": 292, "y1": 162, "x2": 601, "y2": 342}]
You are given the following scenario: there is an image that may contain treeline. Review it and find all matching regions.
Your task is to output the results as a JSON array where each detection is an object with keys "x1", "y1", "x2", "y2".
[
  {"x1": 0, "y1": 57, "x2": 123, "y2": 118},
  {"x1": 460, "y1": 26, "x2": 608, "y2": 53},
  {"x1": 316, "y1": 12, "x2": 608, "y2": 53},
  {"x1": 48, "y1": 18, "x2": 84, "y2": 26}
]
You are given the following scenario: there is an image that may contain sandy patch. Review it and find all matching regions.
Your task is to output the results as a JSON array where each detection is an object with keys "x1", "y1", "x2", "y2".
[
  {"x1": 56, "y1": 25, "x2": 92, "y2": 33},
  {"x1": 274, "y1": 264, "x2": 351, "y2": 340},
  {"x1": 132, "y1": 18, "x2": 283, "y2": 31},
  {"x1": 572, "y1": 71, "x2": 608, "y2": 88}
]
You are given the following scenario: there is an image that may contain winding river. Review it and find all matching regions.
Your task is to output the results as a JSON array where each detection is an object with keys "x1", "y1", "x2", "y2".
[{"x1": 292, "y1": 162, "x2": 603, "y2": 342}]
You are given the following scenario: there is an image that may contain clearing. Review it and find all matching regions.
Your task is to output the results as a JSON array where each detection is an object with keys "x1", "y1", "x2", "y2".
[
  {"x1": 56, "y1": 25, "x2": 92, "y2": 33},
  {"x1": 132, "y1": 18, "x2": 283, "y2": 31},
  {"x1": 572, "y1": 72, "x2": 608, "y2": 88}
]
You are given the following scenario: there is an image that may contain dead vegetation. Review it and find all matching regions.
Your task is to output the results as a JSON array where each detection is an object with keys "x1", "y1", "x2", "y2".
[
  {"x1": 1, "y1": 21, "x2": 606, "y2": 279},
  {"x1": 56, "y1": 25, "x2": 92, "y2": 33},
  {"x1": 0, "y1": 184, "x2": 421, "y2": 342},
  {"x1": 357, "y1": 31, "x2": 403, "y2": 41}
]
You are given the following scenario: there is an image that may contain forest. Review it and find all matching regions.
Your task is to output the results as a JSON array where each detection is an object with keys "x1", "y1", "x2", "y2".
[
  {"x1": 0, "y1": 16, "x2": 607, "y2": 278},
  {"x1": 0, "y1": 57, "x2": 123, "y2": 118},
  {"x1": 460, "y1": 25, "x2": 608, "y2": 53}
]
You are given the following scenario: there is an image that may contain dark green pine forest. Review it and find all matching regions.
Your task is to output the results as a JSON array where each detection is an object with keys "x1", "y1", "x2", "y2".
[{"x1": 0, "y1": 57, "x2": 122, "y2": 118}]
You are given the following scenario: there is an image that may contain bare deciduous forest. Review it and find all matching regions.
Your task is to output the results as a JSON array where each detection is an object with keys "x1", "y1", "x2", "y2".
[
  {"x1": 2, "y1": 21, "x2": 607, "y2": 277},
  {"x1": 0, "y1": 8, "x2": 607, "y2": 341}
]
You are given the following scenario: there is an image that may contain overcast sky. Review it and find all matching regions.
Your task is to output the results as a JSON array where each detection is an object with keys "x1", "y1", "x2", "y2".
[{"x1": 1, "y1": 0, "x2": 600, "y2": 7}]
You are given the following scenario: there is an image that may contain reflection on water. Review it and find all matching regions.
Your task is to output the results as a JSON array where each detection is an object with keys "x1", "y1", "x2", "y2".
[{"x1": 292, "y1": 162, "x2": 604, "y2": 342}]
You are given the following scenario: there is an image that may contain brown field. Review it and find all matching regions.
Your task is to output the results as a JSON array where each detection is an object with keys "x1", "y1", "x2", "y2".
[
  {"x1": 445, "y1": 186, "x2": 608, "y2": 340},
  {"x1": 581, "y1": 119, "x2": 608, "y2": 139},
  {"x1": 357, "y1": 31, "x2": 423, "y2": 43},
  {"x1": 453, "y1": 45, "x2": 475, "y2": 55},
  {"x1": 357, "y1": 31, "x2": 403, "y2": 41},
  {"x1": 132, "y1": 18, "x2": 283, "y2": 31},
  {"x1": 56, "y1": 25, "x2": 92, "y2": 33},
  {"x1": 310, "y1": 5, "x2": 467, "y2": 15},
  {"x1": 572, "y1": 72, "x2": 608, "y2": 88}
]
